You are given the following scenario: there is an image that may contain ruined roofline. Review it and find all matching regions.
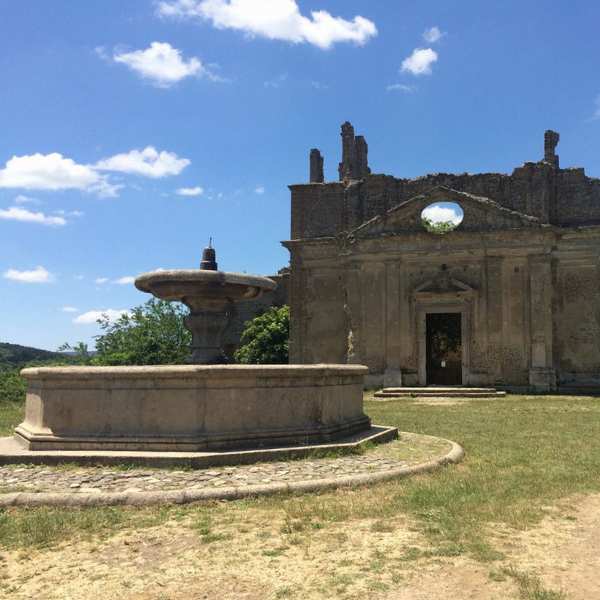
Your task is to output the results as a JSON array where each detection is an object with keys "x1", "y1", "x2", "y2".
[
  {"x1": 303, "y1": 123, "x2": 598, "y2": 185},
  {"x1": 288, "y1": 182, "x2": 345, "y2": 190},
  {"x1": 291, "y1": 162, "x2": 595, "y2": 189}
]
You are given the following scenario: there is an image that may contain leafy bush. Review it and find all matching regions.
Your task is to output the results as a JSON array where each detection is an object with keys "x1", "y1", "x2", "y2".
[
  {"x1": 92, "y1": 299, "x2": 191, "y2": 365},
  {"x1": 0, "y1": 369, "x2": 26, "y2": 404},
  {"x1": 234, "y1": 305, "x2": 289, "y2": 365},
  {"x1": 56, "y1": 341, "x2": 92, "y2": 364},
  {"x1": 422, "y1": 217, "x2": 457, "y2": 234}
]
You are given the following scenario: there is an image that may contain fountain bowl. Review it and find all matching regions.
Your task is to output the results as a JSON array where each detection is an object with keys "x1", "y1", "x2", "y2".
[
  {"x1": 135, "y1": 269, "x2": 277, "y2": 310},
  {"x1": 135, "y1": 268, "x2": 277, "y2": 363}
]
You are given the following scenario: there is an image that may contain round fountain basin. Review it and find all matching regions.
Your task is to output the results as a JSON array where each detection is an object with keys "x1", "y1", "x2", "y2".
[
  {"x1": 15, "y1": 365, "x2": 370, "y2": 452},
  {"x1": 135, "y1": 270, "x2": 276, "y2": 309}
]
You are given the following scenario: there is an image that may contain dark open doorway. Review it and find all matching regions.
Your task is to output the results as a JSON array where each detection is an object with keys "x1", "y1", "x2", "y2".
[{"x1": 426, "y1": 313, "x2": 462, "y2": 385}]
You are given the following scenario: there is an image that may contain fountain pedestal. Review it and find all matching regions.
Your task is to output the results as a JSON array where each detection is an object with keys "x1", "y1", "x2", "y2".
[{"x1": 184, "y1": 310, "x2": 230, "y2": 363}]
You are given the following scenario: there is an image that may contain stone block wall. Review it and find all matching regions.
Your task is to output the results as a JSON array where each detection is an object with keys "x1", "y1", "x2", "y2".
[
  {"x1": 290, "y1": 126, "x2": 600, "y2": 240},
  {"x1": 284, "y1": 123, "x2": 600, "y2": 390}
]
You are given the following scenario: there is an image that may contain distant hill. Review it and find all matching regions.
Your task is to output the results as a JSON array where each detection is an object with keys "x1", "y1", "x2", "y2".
[{"x1": 0, "y1": 342, "x2": 65, "y2": 369}]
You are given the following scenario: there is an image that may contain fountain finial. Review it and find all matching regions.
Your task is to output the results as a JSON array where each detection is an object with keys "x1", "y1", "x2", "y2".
[{"x1": 200, "y1": 239, "x2": 218, "y2": 271}]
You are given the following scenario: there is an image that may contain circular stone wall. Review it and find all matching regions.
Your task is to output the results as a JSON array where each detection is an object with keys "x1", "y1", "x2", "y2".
[{"x1": 15, "y1": 364, "x2": 370, "y2": 452}]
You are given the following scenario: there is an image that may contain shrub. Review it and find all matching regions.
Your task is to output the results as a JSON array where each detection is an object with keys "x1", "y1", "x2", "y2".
[
  {"x1": 92, "y1": 299, "x2": 191, "y2": 365},
  {"x1": 0, "y1": 369, "x2": 26, "y2": 404},
  {"x1": 234, "y1": 305, "x2": 289, "y2": 365}
]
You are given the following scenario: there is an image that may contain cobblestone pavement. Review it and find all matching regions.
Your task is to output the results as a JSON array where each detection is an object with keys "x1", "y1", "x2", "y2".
[{"x1": 0, "y1": 435, "x2": 451, "y2": 496}]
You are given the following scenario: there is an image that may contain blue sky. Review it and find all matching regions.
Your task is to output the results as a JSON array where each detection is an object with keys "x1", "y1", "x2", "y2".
[{"x1": 1, "y1": 0, "x2": 599, "y2": 350}]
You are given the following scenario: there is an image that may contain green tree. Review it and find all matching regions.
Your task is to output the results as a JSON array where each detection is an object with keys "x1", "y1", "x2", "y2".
[
  {"x1": 93, "y1": 299, "x2": 191, "y2": 365},
  {"x1": 422, "y1": 217, "x2": 457, "y2": 234},
  {"x1": 57, "y1": 341, "x2": 92, "y2": 364},
  {"x1": 0, "y1": 369, "x2": 26, "y2": 404},
  {"x1": 234, "y1": 305, "x2": 289, "y2": 365}
]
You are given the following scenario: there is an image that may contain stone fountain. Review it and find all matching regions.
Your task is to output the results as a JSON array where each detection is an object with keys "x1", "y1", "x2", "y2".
[
  {"x1": 135, "y1": 243, "x2": 276, "y2": 363},
  {"x1": 9, "y1": 246, "x2": 383, "y2": 464}
]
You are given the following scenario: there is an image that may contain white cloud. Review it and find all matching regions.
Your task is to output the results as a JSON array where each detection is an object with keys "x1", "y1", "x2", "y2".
[
  {"x1": 14, "y1": 194, "x2": 40, "y2": 205},
  {"x1": 255, "y1": 185, "x2": 265, "y2": 194},
  {"x1": 113, "y1": 276, "x2": 135, "y2": 285},
  {"x1": 74, "y1": 309, "x2": 130, "y2": 325},
  {"x1": 54, "y1": 209, "x2": 84, "y2": 218},
  {"x1": 94, "y1": 46, "x2": 109, "y2": 61},
  {"x1": 156, "y1": 0, "x2": 377, "y2": 50},
  {"x1": 176, "y1": 185, "x2": 204, "y2": 196},
  {"x1": 95, "y1": 146, "x2": 190, "y2": 178},
  {"x1": 401, "y1": 48, "x2": 438, "y2": 76},
  {"x1": 3, "y1": 266, "x2": 54, "y2": 283},
  {"x1": 423, "y1": 26, "x2": 444, "y2": 43},
  {"x1": 0, "y1": 152, "x2": 120, "y2": 197},
  {"x1": 0, "y1": 206, "x2": 66, "y2": 226},
  {"x1": 264, "y1": 73, "x2": 287, "y2": 88},
  {"x1": 422, "y1": 204, "x2": 462, "y2": 225},
  {"x1": 113, "y1": 42, "x2": 210, "y2": 87},
  {"x1": 386, "y1": 83, "x2": 416, "y2": 93},
  {"x1": 61, "y1": 306, "x2": 78, "y2": 313},
  {"x1": 95, "y1": 277, "x2": 109, "y2": 284}
]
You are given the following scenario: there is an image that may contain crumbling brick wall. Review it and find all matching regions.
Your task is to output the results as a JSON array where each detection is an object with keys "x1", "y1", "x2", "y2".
[{"x1": 291, "y1": 124, "x2": 600, "y2": 239}]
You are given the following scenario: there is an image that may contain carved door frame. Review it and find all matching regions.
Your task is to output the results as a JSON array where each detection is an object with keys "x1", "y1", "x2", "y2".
[
  {"x1": 416, "y1": 298, "x2": 472, "y2": 386},
  {"x1": 412, "y1": 274, "x2": 476, "y2": 386}
]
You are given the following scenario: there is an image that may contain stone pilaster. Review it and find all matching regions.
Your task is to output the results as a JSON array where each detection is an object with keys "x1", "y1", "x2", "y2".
[
  {"x1": 384, "y1": 260, "x2": 402, "y2": 386},
  {"x1": 344, "y1": 264, "x2": 363, "y2": 365},
  {"x1": 287, "y1": 252, "x2": 305, "y2": 363},
  {"x1": 528, "y1": 255, "x2": 556, "y2": 391},
  {"x1": 486, "y1": 257, "x2": 504, "y2": 383}
]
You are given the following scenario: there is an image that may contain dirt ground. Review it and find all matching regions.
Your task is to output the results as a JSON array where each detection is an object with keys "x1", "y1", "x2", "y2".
[{"x1": 1, "y1": 492, "x2": 598, "y2": 600}]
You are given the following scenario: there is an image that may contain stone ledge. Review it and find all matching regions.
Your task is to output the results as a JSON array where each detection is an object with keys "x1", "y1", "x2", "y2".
[
  {"x1": 0, "y1": 425, "x2": 397, "y2": 469},
  {"x1": 20, "y1": 364, "x2": 369, "y2": 380},
  {"x1": 0, "y1": 432, "x2": 464, "y2": 507},
  {"x1": 14, "y1": 415, "x2": 372, "y2": 452}
]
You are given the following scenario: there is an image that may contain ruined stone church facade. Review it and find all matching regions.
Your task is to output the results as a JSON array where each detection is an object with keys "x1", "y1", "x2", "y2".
[{"x1": 283, "y1": 122, "x2": 600, "y2": 391}]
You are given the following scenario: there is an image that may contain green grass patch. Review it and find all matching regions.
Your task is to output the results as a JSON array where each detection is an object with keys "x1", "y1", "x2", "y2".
[
  {"x1": 365, "y1": 394, "x2": 600, "y2": 559},
  {"x1": 246, "y1": 394, "x2": 600, "y2": 561},
  {"x1": 502, "y1": 566, "x2": 566, "y2": 599},
  {"x1": 0, "y1": 369, "x2": 26, "y2": 436},
  {"x1": 0, "y1": 401, "x2": 23, "y2": 436},
  {"x1": 0, "y1": 505, "x2": 173, "y2": 550}
]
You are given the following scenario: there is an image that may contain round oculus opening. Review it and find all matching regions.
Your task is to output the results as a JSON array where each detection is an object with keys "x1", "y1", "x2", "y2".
[{"x1": 421, "y1": 201, "x2": 464, "y2": 234}]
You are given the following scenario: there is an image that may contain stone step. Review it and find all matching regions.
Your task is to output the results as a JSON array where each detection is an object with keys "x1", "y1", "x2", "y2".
[
  {"x1": 373, "y1": 387, "x2": 506, "y2": 399},
  {"x1": 383, "y1": 387, "x2": 499, "y2": 393}
]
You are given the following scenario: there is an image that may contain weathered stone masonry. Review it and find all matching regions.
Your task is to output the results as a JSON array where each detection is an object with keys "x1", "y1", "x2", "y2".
[{"x1": 283, "y1": 122, "x2": 600, "y2": 391}]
